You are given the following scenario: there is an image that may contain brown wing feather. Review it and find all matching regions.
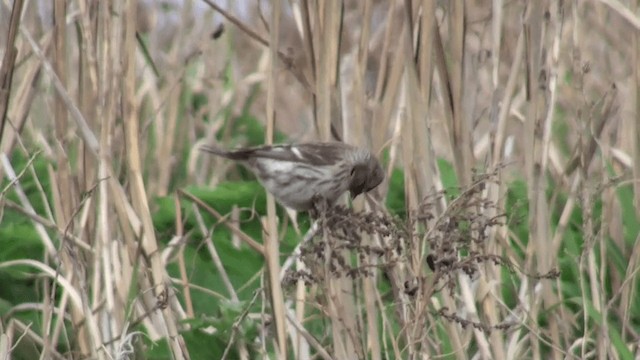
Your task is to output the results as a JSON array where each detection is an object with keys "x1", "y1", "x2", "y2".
[
  {"x1": 288, "y1": 142, "x2": 354, "y2": 165},
  {"x1": 201, "y1": 142, "x2": 357, "y2": 165},
  {"x1": 200, "y1": 145, "x2": 259, "y2": 160}
]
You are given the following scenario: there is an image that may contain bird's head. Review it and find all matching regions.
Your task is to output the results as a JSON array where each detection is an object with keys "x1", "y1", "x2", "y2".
[{"x1": 349, "y1": 154, "x2": 385, "y2": 199}]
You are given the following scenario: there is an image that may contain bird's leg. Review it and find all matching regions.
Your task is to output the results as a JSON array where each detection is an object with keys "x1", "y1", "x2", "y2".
[{"x1": 309, "y1": 194, "x2": 329, "y2": 219}]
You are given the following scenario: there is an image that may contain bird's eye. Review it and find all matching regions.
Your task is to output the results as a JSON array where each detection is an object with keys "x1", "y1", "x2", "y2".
[{"x1": 350, "y1": 167, "x2": 356, "y2": 177}]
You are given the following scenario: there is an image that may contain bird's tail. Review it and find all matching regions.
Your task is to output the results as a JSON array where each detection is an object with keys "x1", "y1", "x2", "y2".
[{"x1": 200, "y1": 145, "x2": 252, "y2": 160}]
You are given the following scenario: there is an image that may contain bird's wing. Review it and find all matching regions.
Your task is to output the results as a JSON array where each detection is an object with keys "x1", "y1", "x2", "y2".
[
  {"x1": 202, "y1": 142, "x2": 357, "y2": 165},
  {"x1": 200, "y1": 145, "x2": 254, "y2": 160},
  {"x1": 251, "y1": 142, "x2": 354, "y2": 166}
]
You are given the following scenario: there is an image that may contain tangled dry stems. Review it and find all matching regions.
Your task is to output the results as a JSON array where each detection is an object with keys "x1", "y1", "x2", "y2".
[{"x1": 283, "y1": 171, "x2": 560, "y2": 335}]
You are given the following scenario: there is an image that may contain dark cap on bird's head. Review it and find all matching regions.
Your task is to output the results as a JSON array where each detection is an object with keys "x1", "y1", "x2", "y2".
[{"x1": 349, "y1": 155, "x2": 384, "y2": 199}]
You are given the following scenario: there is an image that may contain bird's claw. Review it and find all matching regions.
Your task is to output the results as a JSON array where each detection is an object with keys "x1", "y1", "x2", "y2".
[{"x1": 309, "y1": 194, "x2": 329, "y2": 218}]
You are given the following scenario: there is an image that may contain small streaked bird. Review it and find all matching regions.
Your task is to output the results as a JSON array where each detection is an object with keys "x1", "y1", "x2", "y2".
[{"x1": 201, "y1": 142, "x2": 385, "y2": 211}]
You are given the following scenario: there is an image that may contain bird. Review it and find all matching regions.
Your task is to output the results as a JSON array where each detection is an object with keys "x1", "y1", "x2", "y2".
[{"x1": 200, "y1": 142, "x2": 385, "y2": 211}]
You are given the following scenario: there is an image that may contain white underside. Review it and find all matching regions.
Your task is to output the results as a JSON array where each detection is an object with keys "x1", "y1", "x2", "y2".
[{"x1": 252, "y1": 158, "x2": 349, "y2": 211}]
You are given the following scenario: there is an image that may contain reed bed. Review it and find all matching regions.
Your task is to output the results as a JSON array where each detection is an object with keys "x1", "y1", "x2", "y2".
[{"x1": 0, "y1": 1, "x2": 639, "y2": 359}]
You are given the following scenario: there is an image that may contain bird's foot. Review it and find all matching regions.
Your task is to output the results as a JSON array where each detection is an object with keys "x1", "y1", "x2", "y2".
[{"x1": 309, "y1": 194, "x2": 329, "y2": 218}]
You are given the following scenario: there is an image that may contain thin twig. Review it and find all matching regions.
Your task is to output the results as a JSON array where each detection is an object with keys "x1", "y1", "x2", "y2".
[{"x1": 280, "y1": 220, "x2": 320, "y2": 281}]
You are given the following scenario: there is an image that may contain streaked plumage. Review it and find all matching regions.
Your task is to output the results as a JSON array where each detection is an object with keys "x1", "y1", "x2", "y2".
[{"x1": 201, "y1": 142, "x2": 384, "y2": 211}]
